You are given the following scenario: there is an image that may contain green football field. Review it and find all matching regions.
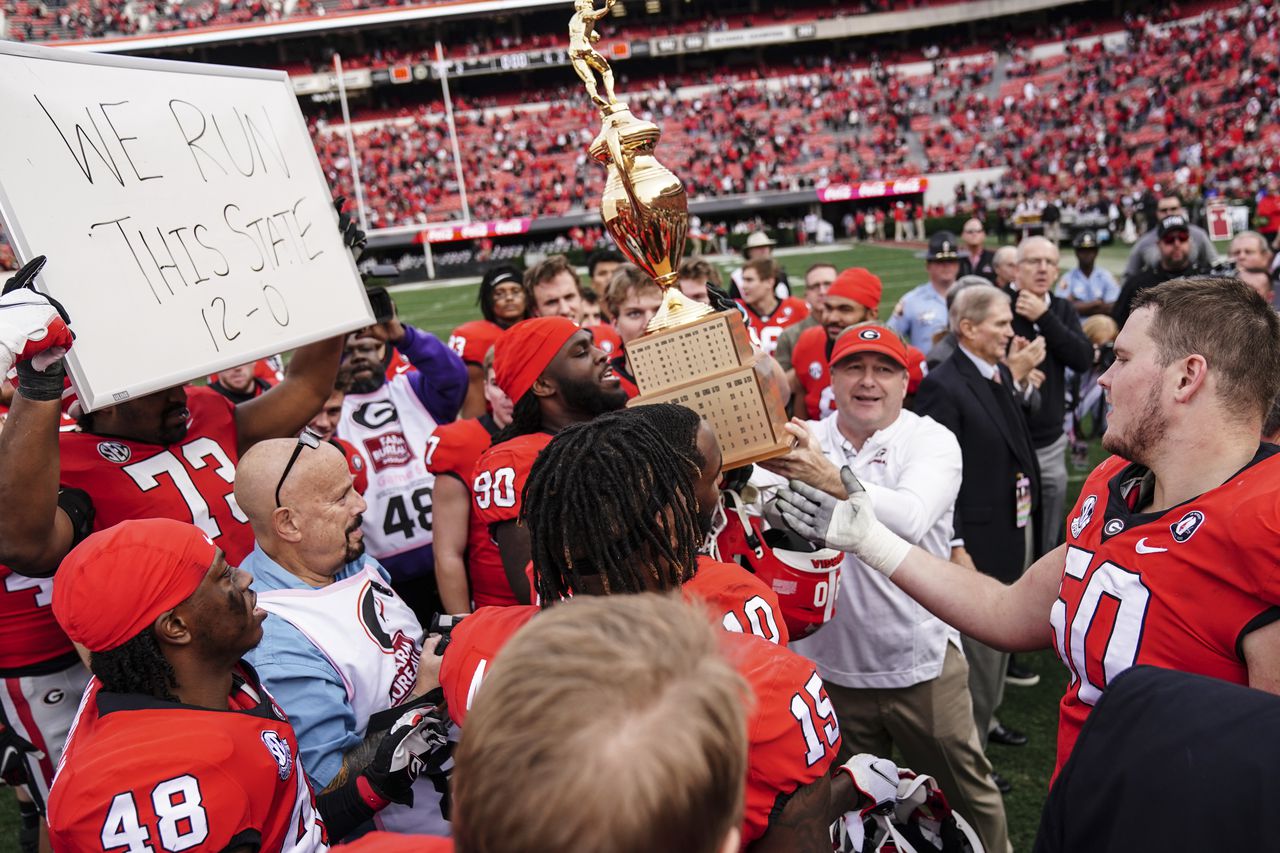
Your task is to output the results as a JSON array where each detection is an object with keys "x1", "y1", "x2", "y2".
[
  {"x1": 0, "y1": 238, "x2": 1135, "y2": 850},
  {"x1": 389, "y1": 237, "x2": 1135, "y2": 339}
]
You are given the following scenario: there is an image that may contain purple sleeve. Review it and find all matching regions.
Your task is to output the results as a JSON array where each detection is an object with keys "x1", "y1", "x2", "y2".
[{"x1": 400, "y1": 324, "x2": 469, "y2": 424}]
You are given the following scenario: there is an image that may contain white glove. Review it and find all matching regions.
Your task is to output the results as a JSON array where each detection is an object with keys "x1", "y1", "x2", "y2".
[
  {"x1": 1, "y1": 257, "x2": 73, "y2": 376},
  {"x1": 840, "y1": 753, "x2": 900, "y2": 817},
  {"x1": 775, "y1": 467, "x2": 911, "y2": 576}
]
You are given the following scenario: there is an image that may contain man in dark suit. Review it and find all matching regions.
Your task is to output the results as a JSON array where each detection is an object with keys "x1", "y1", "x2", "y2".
[
  {"x1": 958, "y1": 219, "x2": 997, "y2": 283},
  {"x1": 914, "y1": 283, "x2": 1040, "y2": 789},
  {"x1": 1005, "y1": 236, "x2": 1093, "y2": 554}
]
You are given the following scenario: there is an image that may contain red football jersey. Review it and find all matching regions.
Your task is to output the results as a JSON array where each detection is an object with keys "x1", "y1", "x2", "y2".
[
  {"x1": 589, "y1": 324, "x2": 623, "y2": 358},
  {"x1": 519, "y1": 555, "x2": 789, "y2": 645},
  {"x1": 790, "y1": 326, "x2": 835, "y2": 420},
  {"x1": 439, "y1": 604, "x2": 836, "y2": 845},
  {"x1": 739, "y1": 297, "x2": 810, "y2": 355},
  {"x1": 720, "y1": 631, "x2": 840, "y2": 845},
  {"x1": 386, "y1": 348, "x2": 415, "y2": 380},
  {"x1": 0, "y1": 566, "x2": 73, "y2": 672},
  {"x1": 338, "y1": 832, "x2": 453, "y2": 852},
  {"x1": 471, "y1": 432, "x2": 553, "y2": 529},
  {"x1": 426, "y1": 418, "x2": 514, "y2": 607},
  {"x1": 59, "y1": 387, "x2": 254, "y2": 565},
  {"x1": 448, "y1": 320, "x2": 504, "y2": 367},
  {"x1": 330, "y1": 437, "x2": 369, "y2": 496},
  {"x1": 688, "y1": 555, "x2": 789, "y2": 646},
  {"x1": 438, "y1": 604, "x2": 539, "y2": 727},
  {"x1": 1050, "y1": 448, "x2": 1280, "y2": 776},
  {"x1": 49, "y1": 666, "x2": 326, "y2": 852}
]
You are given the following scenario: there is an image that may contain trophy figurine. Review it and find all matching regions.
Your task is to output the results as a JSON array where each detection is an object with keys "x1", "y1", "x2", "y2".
[
  {"x1": 571, "y1": 0, "x2": 791, "y2": 468},
  {"x1": 571, "y1": 0, "x2": 711, "y2": 330}
]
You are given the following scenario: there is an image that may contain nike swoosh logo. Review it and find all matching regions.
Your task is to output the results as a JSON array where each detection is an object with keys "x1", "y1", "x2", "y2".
[{"x1": 1135, "y1": 538, "x2": 1167, "y2": 554}]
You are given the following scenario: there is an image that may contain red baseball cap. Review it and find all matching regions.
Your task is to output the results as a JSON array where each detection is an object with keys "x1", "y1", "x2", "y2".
[
  {"x1": 828, "y1": 268, "x2": 883, "y2": 311},
  {"x1": 492, "y1": 317, "x2": 582, "y2": 403},
  {"x1": 829, "y1": 324, "x2": 909, "y2": 370},
  {"x1": 52, "y1": 519, "x2": 217, "y2": 653}
]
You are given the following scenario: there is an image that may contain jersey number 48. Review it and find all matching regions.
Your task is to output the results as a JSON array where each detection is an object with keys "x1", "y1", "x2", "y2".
[{"x1": 101, "y1": 775, "x2": 207, "y2": 852}]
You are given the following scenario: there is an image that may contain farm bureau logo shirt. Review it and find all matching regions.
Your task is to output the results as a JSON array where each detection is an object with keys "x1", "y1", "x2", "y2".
[{"x1": 340, "y1": 378, "x2": 440, "y2": 578}]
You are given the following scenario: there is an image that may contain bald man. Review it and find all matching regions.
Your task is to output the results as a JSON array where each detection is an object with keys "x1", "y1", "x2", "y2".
[{"x1": 235, "y1": 437, "x2": 445, "y2": 834}]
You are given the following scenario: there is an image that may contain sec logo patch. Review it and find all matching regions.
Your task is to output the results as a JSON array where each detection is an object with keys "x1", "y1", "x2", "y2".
[
  {"x1": 261, "y1": 730, "x2": 294, "y2": 780},
  {"x1": 808, "y1": 362, "x2": 823, "y2": 380},
  {"x1": 97, "y1": 441, "x2": 131, "y2": 463}
]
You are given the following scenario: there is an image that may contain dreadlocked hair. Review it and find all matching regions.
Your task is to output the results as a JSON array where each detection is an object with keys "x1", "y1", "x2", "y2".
[
  {"x1": 90, "y1": 629, "x2": 179, "y2": 702},
  {"x1": 523, "y1": 409, "x2": 703, "y2": 606},
  {"x1": 490, "y1": 390, "x2": 544, "y2": 445},
  {"x1": 627, "y1": 404, "x2": 707, "y2": 470}
]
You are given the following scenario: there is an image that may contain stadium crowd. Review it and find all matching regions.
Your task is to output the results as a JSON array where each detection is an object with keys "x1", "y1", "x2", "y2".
[
  {"x1": 295, "y1": 1, "x2": 1278, "y2": 231},
  {"x1": 1, "y1": 0, "x2": 937, "y2": 43}
]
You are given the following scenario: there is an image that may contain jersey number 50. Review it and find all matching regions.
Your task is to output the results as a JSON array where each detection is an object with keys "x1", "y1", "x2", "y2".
[{"x1": 1049, "y1": 545, "x2": 1152, "y2": 706}]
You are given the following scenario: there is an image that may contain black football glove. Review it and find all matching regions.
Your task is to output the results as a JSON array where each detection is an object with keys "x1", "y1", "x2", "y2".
[
  {"x1": 0, "y1": 723, "x2": 43, "y2": 790},
  {"x1": 361, "y1": 699, "x2": 449, "y2": 806},
  {"x1": 334, "y1": 196, "x2": 367, "y2": 259},
  {"x1": 705, "y1": 280, "x2": 742, "y2": 316}
]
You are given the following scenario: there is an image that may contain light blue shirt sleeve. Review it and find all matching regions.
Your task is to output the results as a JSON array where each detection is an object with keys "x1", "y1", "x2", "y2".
[
  {"x1": 1056, "y1": 271, "x2": 1078, "y2": 299},
  {"x1": 245, "y1": 621, "x2": 360, "y2": 788},
  {"x1": 241, "y1": 547, "x2": 397, "y2": 788},
  {"x1": 1099, "y1": 269, "x2": 1120, "y2": 302},
  {"x1": 887, "y1": 295, "x2": 912, "y2": 339}
]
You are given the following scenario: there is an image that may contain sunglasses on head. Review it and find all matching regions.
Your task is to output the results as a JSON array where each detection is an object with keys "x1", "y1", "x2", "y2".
[{"x1": 276, "y1": 429, "x2": 322, "y2": 508}]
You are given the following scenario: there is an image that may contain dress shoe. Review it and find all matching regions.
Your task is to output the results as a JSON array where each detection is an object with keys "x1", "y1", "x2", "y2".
[
  {"x1": 989, "y1": 723, "x2": 1028, "y2": 747},
  {"x1": 991, "y1": 771, "x2": 1012, "y2": 795},
  {"x1": 1006, "y1": 657, "x2": 1041, "y2": 687}
]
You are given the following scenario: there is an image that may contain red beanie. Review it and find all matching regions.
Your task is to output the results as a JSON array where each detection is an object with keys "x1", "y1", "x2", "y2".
[
  {"x1": 828, "y1": 268, "x2": 883, "y2": 311},
  {"x1": 905, "y1": 345, "x2": 927, "y2": 393},
  {"x1": 52, "y1": 519, "x2": 216, "y2": 653},
  {"x1": 493, "y1": 317, "x2": 581, "y2": 403}
]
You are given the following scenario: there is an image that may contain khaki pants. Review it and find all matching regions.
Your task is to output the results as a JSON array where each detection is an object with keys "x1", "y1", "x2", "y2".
[
  {"x1": 962, "y1": 635, "x2": 1008, "y2": 749},
  {"x1": 825, "y1": 644, "x2": 1012, "y2": 853}
]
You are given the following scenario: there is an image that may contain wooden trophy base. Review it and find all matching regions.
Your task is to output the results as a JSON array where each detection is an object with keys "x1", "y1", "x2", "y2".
[{"x1": 624, "y1": 308, "x2": 791, "y2": 470}]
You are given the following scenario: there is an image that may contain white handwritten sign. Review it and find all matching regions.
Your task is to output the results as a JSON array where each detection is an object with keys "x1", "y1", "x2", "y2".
[{"x1": 0, "y1": 42, "x2": 372, "y2": 412}]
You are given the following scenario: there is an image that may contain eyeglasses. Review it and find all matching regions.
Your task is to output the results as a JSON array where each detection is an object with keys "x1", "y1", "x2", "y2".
[
  {"x1": 275, "y1": 429, "x2": 322, "y2": 508},
  {"x1": 1161, "y1": 234, "x2": 1190, "y2": 245}
]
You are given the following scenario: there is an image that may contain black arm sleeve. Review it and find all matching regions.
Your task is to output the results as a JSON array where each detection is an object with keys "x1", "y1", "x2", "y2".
[
  {"x1": 57, "y1": 487, "x2": 95, "y2": 547},
  {"x1": 314, "y1": 777, "x2": 379, "y2": 842}
]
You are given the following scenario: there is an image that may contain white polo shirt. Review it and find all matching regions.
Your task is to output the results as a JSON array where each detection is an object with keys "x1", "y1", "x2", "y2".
[{"x1": 790, "y1": 410, "x2": 964, "y2": 689}]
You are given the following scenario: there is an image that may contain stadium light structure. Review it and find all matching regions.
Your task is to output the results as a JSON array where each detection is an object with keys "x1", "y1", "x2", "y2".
[
  {"x1": 333, "y1": 53, "x2": 370, "y2": 235},
  {"x1": 435, "y1": 40, "x2": 473, "y2": 226},
  {"x1": 337, "y1": 44, "x2": 475, "y2": 252}
]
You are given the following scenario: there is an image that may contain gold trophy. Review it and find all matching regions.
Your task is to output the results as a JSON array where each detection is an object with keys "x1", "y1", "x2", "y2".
[{"x1": 571, "y1": 0, "x2": 790, "y2": 468}]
